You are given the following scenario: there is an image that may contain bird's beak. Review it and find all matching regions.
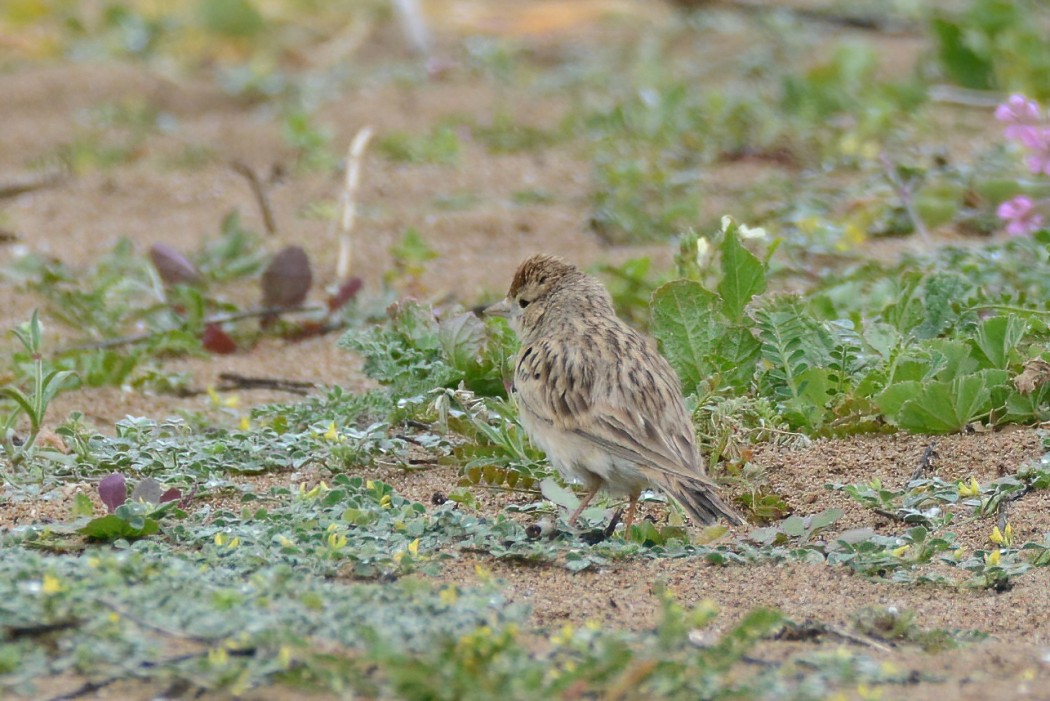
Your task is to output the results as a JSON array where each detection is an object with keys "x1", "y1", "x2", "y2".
[{"x1": 483, "y1": 297, "x2": 512, "y2": 318}]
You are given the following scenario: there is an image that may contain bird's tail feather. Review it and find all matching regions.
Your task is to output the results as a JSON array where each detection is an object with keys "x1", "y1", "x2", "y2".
[{"x1": 667, "y1": 476, "x2": 746, "y2": 526}]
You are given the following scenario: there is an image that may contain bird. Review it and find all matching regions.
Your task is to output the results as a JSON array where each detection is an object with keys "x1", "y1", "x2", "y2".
[{"x1": 486, "y1": 254, "x2": 745, "y2": 531}]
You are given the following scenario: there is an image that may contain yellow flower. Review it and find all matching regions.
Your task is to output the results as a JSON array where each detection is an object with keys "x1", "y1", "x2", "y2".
[
  {"x1": 327, "y1": 532, "x2": 347, "y2": 550},
  {"x1": 890, "y1": 545, "x2": 909, "y2": 558},
  {"x1": 985, "y1": 549, "x2": 1001, "y2": 566},
  {"x1": 957, "y1": 477, "x2": 981, "y2": 497},
  {"x1": 208, "y1": 647, "x2": 229, "y2": 666},
  {"x1": 379, "y1": 494, "x2": 392, "y2": 509},
  {"x1": 108, "y1": 612, "x2": 120, "y2": 624},
  {"x1": 277, "y1": 645, "x2": 293, "y2": 668},
  {"x1": 321, "y1": 421, "x2": 345, "y2": 442},
  {"x1": 407, "y1": 538, "x2": 420, "y2": 556},
  {"x1": 42, "y1": 574, "x2": 63, "y2": 594},
  {"x1": 989, "y1": 526, "x2": 1004, "y2": 545},
  {"x1": 214, "y1": 533, "x2": 239, "y2": 548},
  {"x1": 439, "y1": 586, "x2": 459, "y2": 605},
  {"x1": 301, "y1": 481, "x2": 329, "y2": 499},
  {"x1": 474, "y1": 564, "x2": 493, "y2": 583},
  {"x1": 206, "y1": 386, "x2": 239, "y2": 409},
  {"x1": 276, "y1": 535, "x2": 294, "y2": 548},
  {"x1": 551, "y1": 623, "x2": 575, "y2": 646},
  {"x1": 238, "y1": 416, "x2": 251, "y2": 431}
]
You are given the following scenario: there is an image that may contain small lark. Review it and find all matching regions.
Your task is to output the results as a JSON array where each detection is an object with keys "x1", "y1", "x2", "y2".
[{"x1": 488, "y1": 254, "x2": 745, "y2": 530}]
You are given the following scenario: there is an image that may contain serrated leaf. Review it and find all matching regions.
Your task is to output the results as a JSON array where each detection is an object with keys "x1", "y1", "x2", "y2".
[
  {"x1": 893, "y1": 370, "x2": 1010, "y2": 433},
  {"x1": 718, "y1": 228, "x2": 766, "y2": 320},
  {"x1": 650, "y1": 280, "x2": 725, "y2": 394},
  {"x1": 972, "y1": 315, "x2": 1026, "y2": 370},
  {"x1": 916, "y1": 272, "x2": 970, "y2": 339},
  {"x1": 437, "y1": 313, "x2": 485, "y2": 372}
]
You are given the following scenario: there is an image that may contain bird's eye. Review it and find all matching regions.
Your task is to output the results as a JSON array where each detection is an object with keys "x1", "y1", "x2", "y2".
[{"x1": 519, "y1": 299, "x2": 530, "y2": 309}]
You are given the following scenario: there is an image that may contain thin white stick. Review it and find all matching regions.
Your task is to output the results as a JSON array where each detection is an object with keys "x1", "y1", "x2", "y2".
[
  {"x1": 391, "y1": 0, "x2": 432, "y2": 56},
  {"x1": 337, "y1": 126, "x2": 374, "y2": 281}
]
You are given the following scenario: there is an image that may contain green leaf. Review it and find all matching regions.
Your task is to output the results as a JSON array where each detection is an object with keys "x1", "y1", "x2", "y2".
[
  {"x1": 917, "y1": 272, "x2": 970, "y2": 339},
  {"x1": 930, "y1": 17, "x2": 994, "y2": 90},
  {"x1": 875, "y1": 381, "x2": 922, "y2": 419},
  {"x1": 893, "y1": 370, "x2": 1010, "y2": 433},
  {"x1": 437, "y1": 313, "x2": 485, "y2": 372},
  {"x1": 650, "y1": 280, "x2": 725, "y2": 394},
  {"x1": 781, "y1": 516, "x2": 805, "y2": 538},
  {"x1": 71, "y1": 493, "x2": 95, "y2": 518},
  {"x1": 79, "y1": 514, "x2": 160, "y2": 541},
  {"x1": 198, "y1": 0, "x2": 265, "y2": 37},
  {"x1": 539, "y1": 478, "x2": 579, "y2": 511},
  {"x1": 810, "y1": 507, "x2": 844, "y2": 530},
  {"x1": 718, "y1": 227, "x2": 766, "y2": 320},
  {"x1": 971, "y1": 315, "x2": 1026, "y2": 370}
]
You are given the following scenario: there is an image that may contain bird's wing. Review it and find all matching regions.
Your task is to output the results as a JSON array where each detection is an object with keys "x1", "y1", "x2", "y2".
[{"x1": 513, "y1": 328, "x2": 701, "y2": 482}]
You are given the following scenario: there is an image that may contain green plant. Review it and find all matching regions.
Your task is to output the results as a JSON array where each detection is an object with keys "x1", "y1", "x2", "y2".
[
  {"x1": 380, "y1": 125, "x2": 461, "y2": 165},
  {"x1": 1, "y1": 311, "x2": 79, "y2": 466}
]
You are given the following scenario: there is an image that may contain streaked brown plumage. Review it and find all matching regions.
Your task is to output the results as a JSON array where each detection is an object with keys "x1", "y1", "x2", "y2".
[{"x1": 488, "y1": 254, "x2": 745, "y2": 530}]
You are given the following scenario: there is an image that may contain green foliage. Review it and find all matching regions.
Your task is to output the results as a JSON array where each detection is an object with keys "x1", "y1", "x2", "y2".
[
  {"x1": 340, "y1": 301, "x2": 513, "y2": 400},
  {"x1": 930, "y1": 0, "x2": 1050, "y2": 99},
  {"x1": 1, "y1": 311, "x2": 79, "y2": 466},
  {"x1": 380, "y1": 125, "x2": 461, "y2": 165},
  {"x1": 650, "y1": 224, "x2": 765, "y2": 394},
  {"x1": 282, "y1": 107, "x2": 336, "y2": 171},
  {"x1": 651, "y1": 225, "x2": 1050, "y2": 435}
]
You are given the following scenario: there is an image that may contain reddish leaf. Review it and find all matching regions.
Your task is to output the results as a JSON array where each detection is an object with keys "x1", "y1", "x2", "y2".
[
  {"x1": 99, "y1": 473, "x2": 127, "y2": 513},
  {"x1": 202, "y1": 323, "x2": 237, "y2": 354},
  {"x1": 327, "y1": 277, "x2": 363, "y2": 311},
  {"x1": 149, "y1": 243, "x2": 198, "y2": 285},
  {"x1": 160, "y1": 487, "x2": 182, "y2": 503}
]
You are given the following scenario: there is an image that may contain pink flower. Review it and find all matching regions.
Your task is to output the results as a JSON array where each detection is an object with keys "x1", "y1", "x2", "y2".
[
  {"x1": 1023, "y1": 127, "x2": 1050, "y2": 175},
  {"x1": 997, "y1": 195, "x2": 1044, "y2": 236},
  {"x1": 996, "y1": 94, "x2": 1042, "y2": 141}
]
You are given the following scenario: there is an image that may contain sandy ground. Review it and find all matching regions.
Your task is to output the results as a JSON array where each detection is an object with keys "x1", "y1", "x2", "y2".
[{"x1": 4, "y1": 4, "x2": 1050, "y2": 699}]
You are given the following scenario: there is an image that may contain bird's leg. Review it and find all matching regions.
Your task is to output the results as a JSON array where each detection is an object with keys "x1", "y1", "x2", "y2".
[
  {"x1": 567, "y1": 486, "x2": 600, "y2": 526},
  {"x1": 622, "y1": 494, "x2": 639, "y2": 532}
]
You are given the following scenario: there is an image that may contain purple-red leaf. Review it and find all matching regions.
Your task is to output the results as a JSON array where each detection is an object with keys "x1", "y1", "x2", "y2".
[
  {"x1": 160, "y1": 487, "x2": 182, "y2": 504},
  {"x1": 99, "y1": 473, "x2": 127, "y2": 513},
  {"x1": 327, "y1": 276, "x2": 363, "y2": 312},
  {"x1": 202, "y1": 323, "x2": 237, "y2": 354},
  {"x1": 149, "y1": 243, "x2": 199, "y2": 285}
]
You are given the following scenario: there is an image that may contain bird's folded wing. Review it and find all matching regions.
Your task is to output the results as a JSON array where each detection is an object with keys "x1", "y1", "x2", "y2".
[{"x1": 514, "y1": 338, "x2": 700, "y2": 481}]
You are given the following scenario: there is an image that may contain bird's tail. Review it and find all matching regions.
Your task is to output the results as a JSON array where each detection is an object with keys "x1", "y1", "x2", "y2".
[{"x1": 667, "y1": 475, "x2": 746, "y2": 526}]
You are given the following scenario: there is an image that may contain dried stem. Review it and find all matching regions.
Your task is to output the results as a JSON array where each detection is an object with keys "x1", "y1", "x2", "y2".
[
  {"x1": 231, "y1": 160, "x2": 277, "y2": 236},
  {"x1": 336, "y1": 126, "x2": 374, "y2": 281}
]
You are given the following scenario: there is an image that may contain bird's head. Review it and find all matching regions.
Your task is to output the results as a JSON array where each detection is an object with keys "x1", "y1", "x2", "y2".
[{"x1": 485, "y1": 255, "x2": 601, "y2": 337}]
